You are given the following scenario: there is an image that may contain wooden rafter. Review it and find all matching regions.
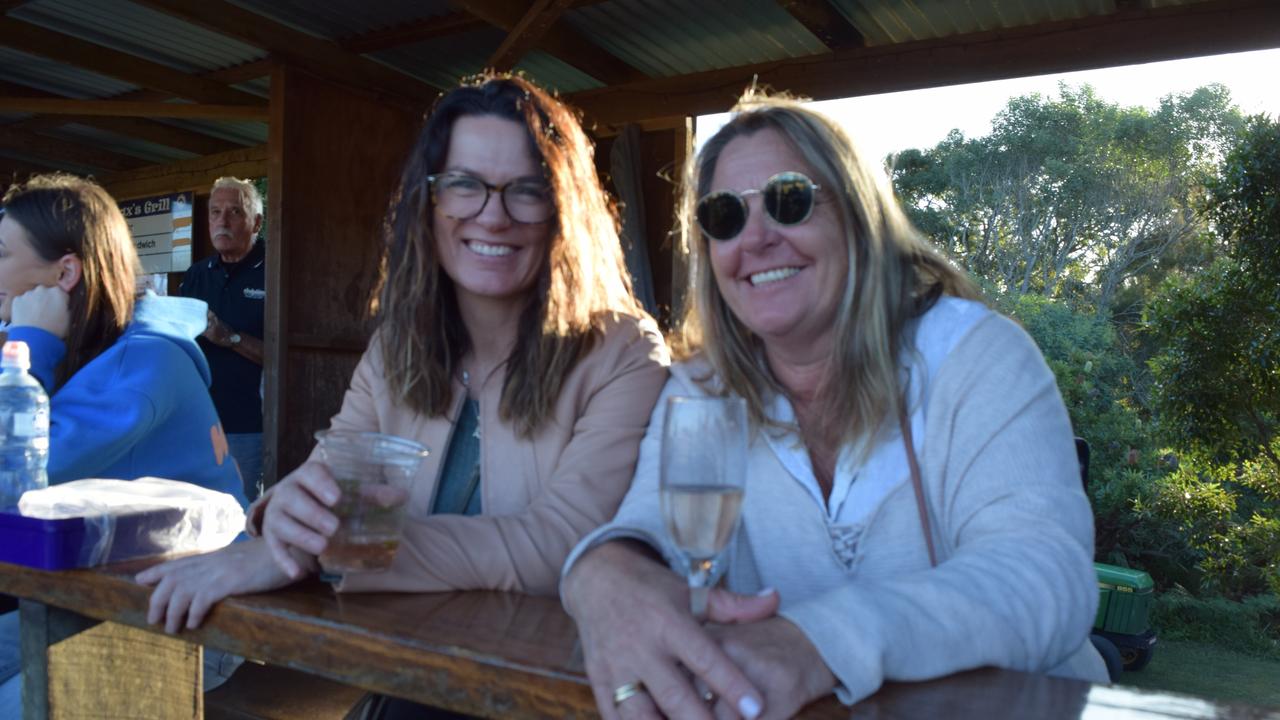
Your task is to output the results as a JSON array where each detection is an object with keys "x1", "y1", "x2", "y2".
[
  {"x1": 0, "y1": 98, "x2": 269, "y2": 121},
  {"x1": 454, "y1": 0, "x2": 645, "y2": 85},
  {"x1": 0, "y1": 17, "x2": 261, "y2": 106},
  {"x1": 0, "y1": 80, "x2": 241, "y2": 155},
  {"x1": 0, "y1": 126, "x2": 149, "y2": 173},
  {"x1": 130, "y1": 0, "x2": 441, "y2": 100},
  {"x1": 101, "y1": 143, "x2": 267, "y2": 200},
  {"x1": 572, "y1": 0, "x2": 1280, "y2": 125},
  {"x1": 488, "y1": 0, "x2": 576, "y2": 71},
  {"x1": 775, "y1": 0, "x2": 864, "y2": 50}
]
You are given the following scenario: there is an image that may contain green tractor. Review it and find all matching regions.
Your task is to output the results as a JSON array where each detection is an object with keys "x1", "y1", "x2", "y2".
[{"x1": 1077, "y1": 439, "x2": 1158, "y2": 682}]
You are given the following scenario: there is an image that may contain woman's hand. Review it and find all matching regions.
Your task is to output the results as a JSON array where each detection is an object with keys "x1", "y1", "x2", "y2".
[
  {"x1": 261, "y1": 461, "x2": 341, "y2": 578},
  {"x1": 10, "y1": 285, "x2": 71, "y2": 339},
  {"x1": 705, "y1": 617, "x2": 838, "y2": 720},
  {"x1": 563, "y1": 541, "x2": 774, "y2": 720},
  {"x1": 136, "y1": 537, "x2": 295, "y2": 634}
]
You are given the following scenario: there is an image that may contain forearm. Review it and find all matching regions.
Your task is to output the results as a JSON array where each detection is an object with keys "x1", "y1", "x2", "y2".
[{"x1": 230, "y1": 332, "x2": 263, "y2": 365}]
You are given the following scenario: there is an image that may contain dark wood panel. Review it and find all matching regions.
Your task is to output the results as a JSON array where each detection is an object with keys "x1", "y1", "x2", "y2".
[
  {"x1": 278, "y1": 349, "x2": 361, "y2": 477},
  {"x1": 266, "y1": 66, "x2": 419, "y2": 483}
]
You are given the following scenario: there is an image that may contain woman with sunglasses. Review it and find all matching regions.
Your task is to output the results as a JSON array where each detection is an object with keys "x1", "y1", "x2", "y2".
[
  {"x1": 561, "y1": 93, "x2": 1107, "y2": 719},
  {"x1": 139, "y1": 75, "x2": 668, "y2": 642}
]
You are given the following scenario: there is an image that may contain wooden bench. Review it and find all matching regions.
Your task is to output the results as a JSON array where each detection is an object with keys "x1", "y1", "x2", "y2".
[{"x1": 205, "y1": 662, "x2": 366, "y2": 720}]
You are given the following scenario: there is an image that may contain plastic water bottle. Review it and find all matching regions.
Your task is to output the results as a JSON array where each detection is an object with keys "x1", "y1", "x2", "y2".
[{"x1": 0, "y1": 340, "x2": 50, "y2": 507}]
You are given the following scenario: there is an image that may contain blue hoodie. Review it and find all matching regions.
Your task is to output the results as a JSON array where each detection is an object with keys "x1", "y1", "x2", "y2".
[{"x1": 6, "y1": 293, "x2": 247, "y2": 509}]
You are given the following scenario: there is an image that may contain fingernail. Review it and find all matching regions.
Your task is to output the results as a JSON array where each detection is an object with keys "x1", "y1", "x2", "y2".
[
  {"x1": 756, "y1": 586, "x2": 776, "y2": 597},
  {"x1": 739, "y1": 695, "x2": 762, "y2": 719}
]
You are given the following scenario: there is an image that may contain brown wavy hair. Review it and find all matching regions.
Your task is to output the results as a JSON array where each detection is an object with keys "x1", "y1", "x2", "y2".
[
  {"x1": 675, "y1": 91, "x2": 980, "y2": 450},
  {"x1": 373, "y1": 73, "x2": 645, "y2": 436},
  {"x1": 2, "y1": 174, "x2": 139, "y2": 387}
]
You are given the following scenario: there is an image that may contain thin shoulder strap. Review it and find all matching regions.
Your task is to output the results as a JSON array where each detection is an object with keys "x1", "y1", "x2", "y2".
[{"x1": 899, "y1": 407, "x2": 938, "y2": 567}]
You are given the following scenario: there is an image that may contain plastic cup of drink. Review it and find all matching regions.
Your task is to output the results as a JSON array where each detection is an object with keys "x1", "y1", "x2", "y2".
[{"x1": 313, "y1": 430, "x2": 428, "y2": 573}]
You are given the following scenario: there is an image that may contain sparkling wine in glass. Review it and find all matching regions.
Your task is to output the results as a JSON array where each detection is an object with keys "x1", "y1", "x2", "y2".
[{"x1": 659, "y1": 395, "x2": 748, "y2": 618}]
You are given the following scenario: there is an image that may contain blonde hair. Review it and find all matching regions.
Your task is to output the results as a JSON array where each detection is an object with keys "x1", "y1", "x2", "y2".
[
  {"x1": 374, "y1": 74, "x2": 645, "y2": 436},
  {"x1": 675, "y1": 91, "x2": 980, "y2": 449}
]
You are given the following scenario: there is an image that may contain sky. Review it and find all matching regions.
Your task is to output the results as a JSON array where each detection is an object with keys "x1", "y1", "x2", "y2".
[{"x1": 696, "y1": 48, "x2": 1280, "y2": 166}]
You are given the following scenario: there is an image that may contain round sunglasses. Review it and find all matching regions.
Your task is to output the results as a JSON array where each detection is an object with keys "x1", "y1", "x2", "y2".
[{"x1": 695, "y1": 171, "x2": 822, "y2": 241}]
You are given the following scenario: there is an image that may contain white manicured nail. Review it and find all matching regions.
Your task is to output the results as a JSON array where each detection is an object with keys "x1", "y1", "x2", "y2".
[{"x1": 739, "y1": 695, "x2": 762, "y2": 719}]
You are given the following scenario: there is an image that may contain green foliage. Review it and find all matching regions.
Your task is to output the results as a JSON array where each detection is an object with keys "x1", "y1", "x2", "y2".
[
  {"x1": 1146, "y1": 116, "x2": 1280, "y2": 469},
  {"x1": 893, "y1": 83, "x2": 1243, "y2": 313},
  {"x1": 998, "y1": 294, "x2": 1145, "y2": 470},
  {"x1": 1150, "y1": 591, "x2": 1280, "y2": 659}
]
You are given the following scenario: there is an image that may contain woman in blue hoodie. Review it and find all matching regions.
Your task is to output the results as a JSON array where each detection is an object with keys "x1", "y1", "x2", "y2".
[{"x1": 0, "y1": 174, "x2": 247, "y2": 716}]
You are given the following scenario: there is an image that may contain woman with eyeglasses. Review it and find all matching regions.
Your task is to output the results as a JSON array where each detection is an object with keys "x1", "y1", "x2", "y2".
[
  {"x1": 139, "y1": 75, "x2": 668, "y2": 639},
  {"x1": 561, "y1": 92, "x2": 1107, "y2": 719}
]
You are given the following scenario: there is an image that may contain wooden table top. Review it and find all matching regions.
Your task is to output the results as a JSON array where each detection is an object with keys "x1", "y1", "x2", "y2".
[{"x1": 1, "y1": 560, "x2": 1276, "y2": 719}]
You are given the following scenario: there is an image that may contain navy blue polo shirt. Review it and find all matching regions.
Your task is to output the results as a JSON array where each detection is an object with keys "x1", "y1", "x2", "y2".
[{"x1": 179, "y1": 239, "x2": 266, "y2": 434}]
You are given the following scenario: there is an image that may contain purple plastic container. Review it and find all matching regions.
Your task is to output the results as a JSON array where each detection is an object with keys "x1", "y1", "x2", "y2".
[{"x1": 0, "y1": 506, "x2": 186, "y2": 569}]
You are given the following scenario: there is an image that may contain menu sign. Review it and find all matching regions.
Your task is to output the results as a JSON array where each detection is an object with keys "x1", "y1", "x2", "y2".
[{"x1": 120, "y1": 193, "x2": 193, "y2": 274}]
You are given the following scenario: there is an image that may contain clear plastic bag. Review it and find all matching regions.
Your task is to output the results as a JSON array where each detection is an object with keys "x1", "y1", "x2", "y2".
[{"x1": 17, "y1": 477, "x2": 245, "y2": 566}]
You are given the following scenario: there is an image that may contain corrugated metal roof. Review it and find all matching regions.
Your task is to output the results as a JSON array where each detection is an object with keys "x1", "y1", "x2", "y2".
[
  {"x1": 568, "y1": 0, "x2": 829, "y2": 78},
  {"x1": 157, "y1": 118, "x2": 269, "y2": 147},
  {"x1": 828, "y1": 0, "x2": 1112, "y2": 45},
  {"x1": 47, "y1": 123, "x2": 199, "y2": 164},
  {"x1": 226, "y1": 0, "x2": 454, "y2": 40},
  {"x1": 371, "y1": 27, "x2": 603, "y2": 94},
  {"x1": 0, "y1": 46, "x2": 140, "y2": 99},
  {"x1": 12, "y1": 0, "x2": 266, "y2": 75}
]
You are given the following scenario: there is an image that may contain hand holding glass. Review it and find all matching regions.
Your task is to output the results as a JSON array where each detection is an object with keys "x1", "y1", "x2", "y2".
[
  {"x1": 660, "y1": 396, "x2": 748, "y2": 618},
  {"x1": 312, "y1": 430, "x2": 428, "y2": 573}
]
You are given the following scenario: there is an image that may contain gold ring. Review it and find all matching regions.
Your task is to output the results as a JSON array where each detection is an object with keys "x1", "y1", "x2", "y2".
[{"x1": 612, "y1": 681, "x2": 645, "y2": 706}]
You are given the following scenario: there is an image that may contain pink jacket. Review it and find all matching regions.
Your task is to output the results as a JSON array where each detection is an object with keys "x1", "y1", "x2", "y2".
[{"x1": 249, "y1": 313, "x2": 668, "y2": 596}]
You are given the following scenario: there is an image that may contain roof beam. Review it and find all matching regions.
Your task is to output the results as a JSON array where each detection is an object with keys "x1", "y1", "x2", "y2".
[
  {"x1": 488, "y1": 0, "x2": 576, "y2": 71},
  {"x1": 0, "y1": 17, "x2": 262, "y2": 105},
  {"x1": 0, "y1": 127, "x2": 149, "y2": 173},
  {"x1": 0, "y1": 98, "x2": 269, "y2": 121},
  {"x1": 775, "y1": 0, "x2": 865, "y2": 50},
  {"x1": 571, "y1": 0, "x2": 1280, "y2": 125},
  {"x1": 130, "y1": 0, "x2": 441, "y2": 100},
  {"x1": 454, "y1": 0, "x2": 646, "y2": 85},
  {"x1": 101, "y1": 143, "x2": 267, "y2": 200},
  {"x1": 0, "y1": 81, "x2": 241, "y2": 155}
]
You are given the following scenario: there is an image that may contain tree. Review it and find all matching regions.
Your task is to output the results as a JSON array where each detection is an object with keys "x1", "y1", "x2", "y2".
[
  {"x1": 1146, "y1": 115, "x2": 1280, "y2": 470},
  {"x1": 893, "y1": 83, "x2": 1243, "y2": 314}
]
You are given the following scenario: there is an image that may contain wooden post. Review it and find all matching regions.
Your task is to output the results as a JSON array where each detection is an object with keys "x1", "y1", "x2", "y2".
[
  {"x1": 20, "y1": 600, "x2": 201, "y2": 719},
  {"x1": 669, "y1": 117, "x2": 694, "y2": 326}
]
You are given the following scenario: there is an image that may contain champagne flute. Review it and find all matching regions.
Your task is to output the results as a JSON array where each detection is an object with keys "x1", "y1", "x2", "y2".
[{"x1": 660, "y1": 395, "x2": 748, "y2": 618}]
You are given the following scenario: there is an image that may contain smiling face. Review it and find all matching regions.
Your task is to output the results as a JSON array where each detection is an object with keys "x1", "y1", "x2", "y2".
[
  {"x1": 208, "y1": 186, "x2": 261, "y2": 263},
  {"x1": 705, "y1": 128, "x2": 849, "y2": 358},
  {"x1": 0, "y1": 215, "x2": 63, "y2": 323},
  {"x1": 433, "y1": 114, "x2": 551, "y2": 314}
]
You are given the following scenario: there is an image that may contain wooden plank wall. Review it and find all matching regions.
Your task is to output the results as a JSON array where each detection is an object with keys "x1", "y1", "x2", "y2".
[{"x1": 265, "y1": 66, "x2": 421, "y2": 483}]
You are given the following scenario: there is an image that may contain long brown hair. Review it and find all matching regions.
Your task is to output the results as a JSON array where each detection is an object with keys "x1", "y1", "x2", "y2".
[
  {"x1": 676, "y1": 92, "x2": 980, "y2": 450},
  {"x1": 374, "y1": 73, "x2": 645, "y2": 436},
  {"x1": 2, "y1": 174, "x2": 139, "y2": 386}
]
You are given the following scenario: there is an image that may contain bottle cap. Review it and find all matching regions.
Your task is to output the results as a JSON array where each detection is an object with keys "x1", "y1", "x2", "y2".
[{"x1": 2, "y1": 341, "x2": 30, "y2": 370}]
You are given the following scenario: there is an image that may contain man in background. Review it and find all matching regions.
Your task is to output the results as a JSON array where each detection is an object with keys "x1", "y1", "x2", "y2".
[{"x1": 181, "y1": 177, "x2": 266, "y2": 501}]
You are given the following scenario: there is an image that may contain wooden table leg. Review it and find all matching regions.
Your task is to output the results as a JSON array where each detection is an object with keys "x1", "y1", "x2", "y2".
[{"x1": 19, "y1": 599, "x2": 203, "y2": 719}]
